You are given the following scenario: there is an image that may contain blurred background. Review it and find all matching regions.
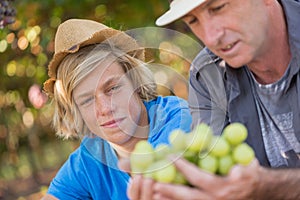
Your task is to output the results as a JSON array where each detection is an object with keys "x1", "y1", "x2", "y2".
[{"x1": 0, "y1": 0, "x2": 201, "y2": 199}]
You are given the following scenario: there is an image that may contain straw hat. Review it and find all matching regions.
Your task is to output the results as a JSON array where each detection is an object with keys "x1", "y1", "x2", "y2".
[
  {"x1": 43, "y1": 18, "x2": 144, "y2": 96},
  {"x1": 156, "y1": 0, "x2": 206, "y2": 26}
]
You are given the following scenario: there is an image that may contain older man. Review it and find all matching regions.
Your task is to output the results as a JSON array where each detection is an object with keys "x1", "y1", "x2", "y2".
[{"x1": 126, "y1": 0, "x2": 300, "y2": 199}]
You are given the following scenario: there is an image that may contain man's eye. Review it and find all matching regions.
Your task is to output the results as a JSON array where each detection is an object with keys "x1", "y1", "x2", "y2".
[
  {"x1": 188, "y1": 17, "x2": 198, "y2": 25},
  {"x1": 211, "y1": 3, "x2": 226, "y2": 13},
  {"x1": 183, "y1": 15, "x2": 198, "y2": 25}
]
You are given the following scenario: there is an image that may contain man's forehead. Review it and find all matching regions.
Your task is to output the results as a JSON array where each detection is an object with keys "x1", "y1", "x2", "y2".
[{"x1": 182, "y1": 0, "x2": 216, "y2": 18}]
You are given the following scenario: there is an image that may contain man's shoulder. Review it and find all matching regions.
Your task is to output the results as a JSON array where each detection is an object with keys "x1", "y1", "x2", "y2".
[{"x1": 191, "y1": 47, "x2": 224, "y2": 74}]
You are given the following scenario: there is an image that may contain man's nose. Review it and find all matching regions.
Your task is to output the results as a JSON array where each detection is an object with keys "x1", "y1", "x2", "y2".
[{"x1": 199, "y1": 18, "x2": 224, "y2": 48}]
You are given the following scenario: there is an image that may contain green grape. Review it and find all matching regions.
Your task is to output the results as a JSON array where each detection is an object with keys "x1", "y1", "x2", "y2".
[
  {"x1": 232, "y1": 143, "x2": 255, "y2": 165},
  {"x1": 169, "y1": 129, "x2": 188, "y2": 151},
  {"x1": 153, "y1": 160, "x2": 177, "y2": 183},
  {"x1": 143, "y1": 170, "x2": 155, "y2": 179},
  {"x1": 134, "y1": 140, "x2": 153, "y2": 152},
  {"x1": 154, "y1": 143, "x2": 170, "y2": 160},
  {"x1": 186, "y1": 123, "x2": 213, "y2": 153},
  {"x1": 173, "y1": 171, "x2": 188, "y2": 185},
  {"x1": 143, "y1": 161, "x2": 161, "y2": 179},
  {"x1": 218, "y1": 154, "x2": 234, "y2": 175},
  {"x1": 130, "y1": 140, "x2": 155, "y2": 173},
  {"x1": 198, "y1": 154, "x2": 218, "y2": 174},
  {"x1": 183, "y1": 149, "x2": 198, "y2": 165},
  {"x1": 209, "y1": 136, "x2": 230, "y2": 157},
  {"x1": 223, "y1": 122, "x2": 248, "y2": 146}
]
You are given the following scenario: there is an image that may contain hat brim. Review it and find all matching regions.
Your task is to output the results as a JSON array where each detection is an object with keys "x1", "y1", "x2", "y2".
[
  {"x1": 156, "y1": 0, "x2": 206, "y2": 26},
  {"x1": 44, "y1": 28, "x2": 144, "y2": 96},
  {"x1": 47, "y1": 28, "x2": 144, "y2": 78}
]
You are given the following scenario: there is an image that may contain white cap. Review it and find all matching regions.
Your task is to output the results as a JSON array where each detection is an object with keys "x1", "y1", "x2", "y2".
[{"x1": 156, "y1": 0, "x2": 207, "y2": 26}]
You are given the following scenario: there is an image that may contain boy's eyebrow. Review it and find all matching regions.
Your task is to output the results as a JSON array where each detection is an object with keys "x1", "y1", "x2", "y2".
[{"x1": 101, "y1": 76, "x2": 122, "y2": 90}]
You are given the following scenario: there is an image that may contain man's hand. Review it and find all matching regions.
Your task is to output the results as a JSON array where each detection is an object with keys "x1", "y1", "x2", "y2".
[
  {"x1": 120, "y1": 157, "x2": 300, "y2": 200},
  {"x1": 152, "y1": 158, "x2": 261, "y2": 200},
  {"x1": 118, "y1": 159, "x2": 155, "y2": 200}
]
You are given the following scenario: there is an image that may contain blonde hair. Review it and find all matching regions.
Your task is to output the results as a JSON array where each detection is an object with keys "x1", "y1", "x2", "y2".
[{"x1": 52, "y1": 43, "x2": 157, "y2": 139}]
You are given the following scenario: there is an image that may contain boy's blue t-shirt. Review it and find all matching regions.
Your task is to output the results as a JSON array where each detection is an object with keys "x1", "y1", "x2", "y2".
[{"x1": 47, "y1": 96, "x2": 192, "y2": 200}]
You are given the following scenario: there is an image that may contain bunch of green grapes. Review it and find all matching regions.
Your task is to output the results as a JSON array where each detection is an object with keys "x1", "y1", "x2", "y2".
[{"x1": 130, "y1": 123, "x2": 255, "y2": 184}]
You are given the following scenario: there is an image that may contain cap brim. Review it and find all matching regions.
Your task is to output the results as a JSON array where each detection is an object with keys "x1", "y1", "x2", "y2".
[{"x1": 156, "y1": 0, "x2": 206, "y2": 26}]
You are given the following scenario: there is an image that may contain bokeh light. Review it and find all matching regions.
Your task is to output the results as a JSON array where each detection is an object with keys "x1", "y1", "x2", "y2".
[
  {"x1": 17, "y1": 36, "x2": 29, "y2": 50},
  {"x1": 22, "y1": 110, "x2": 34, "y2": 128},
  {"x1": 0, "y1": 39, "x2": 8, "y2": 52}
]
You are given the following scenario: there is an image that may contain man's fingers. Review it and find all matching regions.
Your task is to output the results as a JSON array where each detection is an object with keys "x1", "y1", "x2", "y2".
[
  {"x1": 153, "y1": 182, "x2": 212, "y2": 200},
  {"x1": 172, "y1": 158, "x2": 219, "y2": 189},
  {"x1": 127, "y1": 175, "x2": 142, "y2": 200},
  {"x1": 140, "y1": 178, "x2": 155, "y2": 200},
  {"x1": 249, "y1": 158, "x2": 260, "y2": 168}
]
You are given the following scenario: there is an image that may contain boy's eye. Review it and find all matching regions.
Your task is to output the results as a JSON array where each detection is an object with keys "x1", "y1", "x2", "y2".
[
  {"x1": 80, "y1": 96, "x2": 94, "y2": 106},
  {"x1": 111, "y1": 85, "x2": 120, "y2": 91},
  {"x1": 107, "y1": 84, "x2": 121, "y2": 94}
]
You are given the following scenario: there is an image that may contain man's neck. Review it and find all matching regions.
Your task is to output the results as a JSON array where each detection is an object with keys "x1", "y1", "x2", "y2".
[
  {"x1": 248, "y1": 46, "x2": 291, "y2": 84},
  {"x1": 248, "y1": 1, "x2": 291, "y2": 85}
]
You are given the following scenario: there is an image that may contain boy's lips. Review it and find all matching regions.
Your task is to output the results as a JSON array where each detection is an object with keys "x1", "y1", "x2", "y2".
[{"x1": 100, "y1": 117, "x2": 125, "y2": 128}]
